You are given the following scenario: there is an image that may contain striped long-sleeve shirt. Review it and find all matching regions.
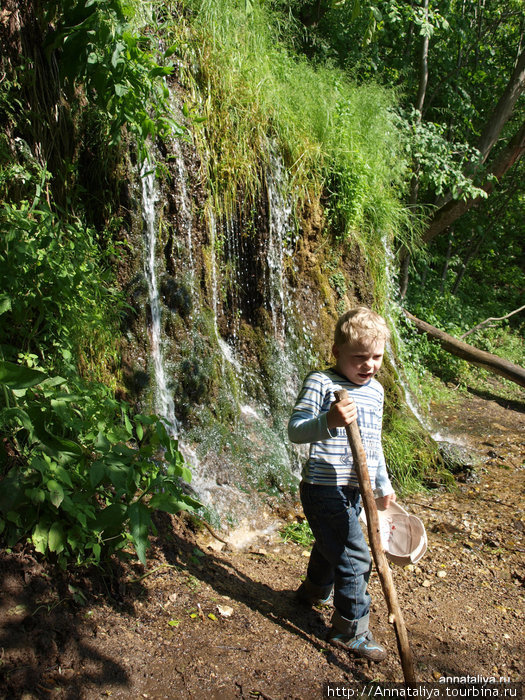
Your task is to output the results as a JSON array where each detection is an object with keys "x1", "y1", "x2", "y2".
[{"x1": 288, "y1": 368, "x2": 393, "y2": 496}]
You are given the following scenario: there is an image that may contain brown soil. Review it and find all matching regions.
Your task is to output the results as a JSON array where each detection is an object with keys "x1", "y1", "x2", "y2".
[{"x1": 1, "y1": 379, "x2": 524, "y2": 699}]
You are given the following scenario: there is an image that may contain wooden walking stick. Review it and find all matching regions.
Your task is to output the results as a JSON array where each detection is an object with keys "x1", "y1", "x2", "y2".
[{"x1": 334, "y1": 389, "x2": 416, "y2": 684}]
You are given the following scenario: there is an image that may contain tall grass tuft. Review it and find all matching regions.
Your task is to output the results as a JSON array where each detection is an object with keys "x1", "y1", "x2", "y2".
[{"x1": 182, "y1": 0, "x2": 413, "y2": 273}]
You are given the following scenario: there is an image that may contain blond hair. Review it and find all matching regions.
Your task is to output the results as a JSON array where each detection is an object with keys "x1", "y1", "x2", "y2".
[{"x1": 334, "y1": 307, "x2": 390, "y2": 346}]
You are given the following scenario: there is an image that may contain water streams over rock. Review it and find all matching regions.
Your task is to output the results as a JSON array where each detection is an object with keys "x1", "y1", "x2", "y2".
[{"x1": 135, "y1": 140, "x2": 313, "y2": 530}]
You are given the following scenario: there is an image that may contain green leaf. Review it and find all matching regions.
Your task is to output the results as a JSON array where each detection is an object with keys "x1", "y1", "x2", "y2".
[
  {"x1": 48, "y1": 522, "x2": 66, "y2": 553},
  {"x1": 149, "y1": 66, "x2": 173, "y2": 78},
  {"x1": 0, "y1": 295, "x2": 12, "y2": 315},
  {"x1": 53, "y1": 465, "x2": 73, "y2": 488},
  {"x1": 93, "y1": 503, "x2": 127, "y2": 535},
  {"x1": 128, "y1": 501, "x2": 151, "y2": 566},
  {"x1": 40, "y1": 376, "x2": 67, "y2": 390},
  {"x1": 26, "y1": 487, "x2": 46, "y2": 505},
  {"x1": 32, "y1": 522, "x2": 49, "y2": 554},
  {"x1": 123, "y1": 411, "x2": 133, "y2": 437},
  {"x1": 0, "y1": 361, "x2": 47, "y2": 389},
  {"x1": 7, "y1": 510, "x2": 21, "y2": 525},
  {"x1": 95, "y1": 430, "x2": 111, "y2": 453},
  {"x1": 105, "y1": 460, "x2": 131, "y2": 491},
  {"x1": 148, "y1": 492, "x2": 187, "y2": 514},
  {"x1": 26, "y1": 406, "x2": 83, "y2": 457},
  {"x1": 90, "y1": 460, "x2": 106, "y2": 488},
  {"x1": 47, "y1": 479, "x2": 65, "y2": 508},
  {"x1": 149, "y1": 491, "x2": 201, "y2": 514},
  {"x1": 164, "y1": 44, "x2": 178, "y2": 59}
]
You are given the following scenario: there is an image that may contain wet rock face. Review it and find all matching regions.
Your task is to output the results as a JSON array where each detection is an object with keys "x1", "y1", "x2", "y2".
[{"x1": 437, "y1": 441, "x2": 485, "y2": 482}]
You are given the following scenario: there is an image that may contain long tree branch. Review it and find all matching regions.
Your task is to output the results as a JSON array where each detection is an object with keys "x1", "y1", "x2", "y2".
[{"x1": 404, "y1": 311, "x2": 525, "y2": 388}]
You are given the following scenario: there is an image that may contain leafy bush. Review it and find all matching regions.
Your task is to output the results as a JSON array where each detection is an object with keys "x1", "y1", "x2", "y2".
[
  {"x1": 44, "y1": 0, "x2": 184, "y2": 157},
  {"x1": 0, "y1": 195, "x2": 121, "y2": 380},
  {"x1": 0, "y1": 361, "x2": 200, "y2": 567}
]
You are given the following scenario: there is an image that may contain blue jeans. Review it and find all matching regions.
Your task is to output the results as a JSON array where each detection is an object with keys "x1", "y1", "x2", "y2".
[{"x1": 300, "y1": 481, "x2": 371, "y2": 637}]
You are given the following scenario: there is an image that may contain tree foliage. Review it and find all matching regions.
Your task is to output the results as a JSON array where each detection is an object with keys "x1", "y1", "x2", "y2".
[{"x1": 279, "y1": 0, "x2": 524, "y2": 318}]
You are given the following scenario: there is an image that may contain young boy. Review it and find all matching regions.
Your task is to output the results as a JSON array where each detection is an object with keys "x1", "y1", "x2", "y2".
[{"x1": 288, "y1": 307, "x2": 396, "y2": 662}]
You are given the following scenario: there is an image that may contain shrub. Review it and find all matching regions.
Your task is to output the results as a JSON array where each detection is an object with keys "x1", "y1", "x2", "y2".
[{"x1": 0, "y1": 361, "x2": 200, "y2": 567}]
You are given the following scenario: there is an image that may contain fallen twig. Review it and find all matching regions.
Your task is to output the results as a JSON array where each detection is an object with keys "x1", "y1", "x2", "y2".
[{"x1": 128, "y1": 563, "x2": 178, "y2": 583}]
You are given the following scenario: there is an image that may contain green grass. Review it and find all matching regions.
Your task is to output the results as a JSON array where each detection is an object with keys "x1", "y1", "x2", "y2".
[
  {"x1": 177, "y1": 0, "x2": 413, "y2": 286},
  {"x1": 280, "y1": 520, "x2": 314, "y2": 547}
]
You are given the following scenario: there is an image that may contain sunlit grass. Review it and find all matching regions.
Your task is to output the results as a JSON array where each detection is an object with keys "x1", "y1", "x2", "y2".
[
  {"x1": 280, "y1": 520, "x2": 314, "y2": 547},
  {"x1": 180, "y1": 0, "x2": 413, "y2": 276}
]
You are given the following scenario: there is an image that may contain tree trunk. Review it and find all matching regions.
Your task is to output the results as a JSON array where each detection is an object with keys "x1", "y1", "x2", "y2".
[
  {"x1": 422, "y1": 119, "x2": 525, "y2": 245},
  {"x1": 476, "y1": 47, "x2": 525, "y2": 165},
  {"x1": 400, "y1": 2, "x2": 430, "y2": 298},
  {"x1": 404, "y1": 311, "x2": 525, "y2": 388},
  {"x1": 415, "y1": 0, "x2": 430, "y2": 114},
  {"x1": 451, "y1": 232, "x2": 483, "y2": 294},
  {"x1": 440, "y1": 229, "x2": 454, "y2": 293}
]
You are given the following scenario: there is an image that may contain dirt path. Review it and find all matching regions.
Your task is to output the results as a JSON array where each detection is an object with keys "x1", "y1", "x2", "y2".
[{"x1": 1, "y1": 381, "x2": 524, "y2": 699}]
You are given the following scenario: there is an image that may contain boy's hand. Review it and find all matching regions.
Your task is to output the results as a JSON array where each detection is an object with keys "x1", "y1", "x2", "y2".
[
  {"x1": 375, "y1": 493, "x2": 397, "y2": 510},
  {"x1": 327, "y1": 396, "x2": 357, "y2": 429}
]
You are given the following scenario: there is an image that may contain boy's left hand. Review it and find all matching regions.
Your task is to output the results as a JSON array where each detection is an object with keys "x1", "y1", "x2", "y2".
[{"x1": 375, "y1": 492, "x2": 396, "y2": 510}]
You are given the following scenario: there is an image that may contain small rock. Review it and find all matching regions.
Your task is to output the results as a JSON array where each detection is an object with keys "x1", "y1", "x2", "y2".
[
  {"x1": 217, "y1": 605, "x2": 233, "y2": 617},
  {"x1": 437, "y1": 441, "x2": 484, "y2": 482}
]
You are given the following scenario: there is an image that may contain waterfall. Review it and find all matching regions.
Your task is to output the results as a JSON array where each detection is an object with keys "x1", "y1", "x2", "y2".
[
  {"x1": 137, "y1": 144, "x2": 304, "y2": 534},
  {"x1": 381, "y1": 233, "x2": 432, "y2": 428},
  {"x1": 224, "y1": 216, "x2": 242, "y2": 345},
  {"x1": 140, "y1": 161, "x2": 178, "y2": 436},
  {"x1": 206, "y1": 204, "x2": 240, "y2": 370},
  {"x1": 172, "y1": 141, "x2": 197, "y2": 306},
  {"x1": 266, "y1": 152, "x2": 293, "y2": 344}
]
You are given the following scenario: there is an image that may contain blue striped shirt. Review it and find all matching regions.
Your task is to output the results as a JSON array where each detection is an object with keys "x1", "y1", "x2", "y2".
[{"x1": 288, "y1": 368, "x2": 393, "y2": 496}]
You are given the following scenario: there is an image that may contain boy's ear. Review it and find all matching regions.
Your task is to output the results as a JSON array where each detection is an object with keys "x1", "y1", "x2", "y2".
[{"x1": 332, "y1": 343, "x2": 339, "y2": 359}]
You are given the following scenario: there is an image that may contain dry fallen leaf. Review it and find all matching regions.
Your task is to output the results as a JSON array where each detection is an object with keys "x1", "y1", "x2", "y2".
[{"x1": 217, "y1": 605, "x2": 233, "y2": 617}]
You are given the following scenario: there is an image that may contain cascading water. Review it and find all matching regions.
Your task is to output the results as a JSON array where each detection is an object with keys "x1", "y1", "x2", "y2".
[
  {"x1": 266, "y1": 152, "x2": 293, "y2": 345},
  {"x1": 137, "y1": 142, "x2": 311, "y2": 537},
  {"x1": 206, "y1": 203, "x2": 240, "y2": 371},
  {"x1": 141, "y1": 160, "x2": 242, "y2": 520},
  {"x1": 172, "y1": 140, "x2": 197, "y2": 306},
  {"x1": 140, "y1": 160, "x2": 178, "y2": 435}
]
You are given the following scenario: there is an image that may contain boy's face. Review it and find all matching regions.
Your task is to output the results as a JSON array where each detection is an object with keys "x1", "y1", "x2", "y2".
[{"x1": 332, "y1": 338, "x2": 385, "y2": 385}]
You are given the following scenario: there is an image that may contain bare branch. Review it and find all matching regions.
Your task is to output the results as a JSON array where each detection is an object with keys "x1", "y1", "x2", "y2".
[{"x1": 460, "y1": 305, "x2": 525, "y2": 339}]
